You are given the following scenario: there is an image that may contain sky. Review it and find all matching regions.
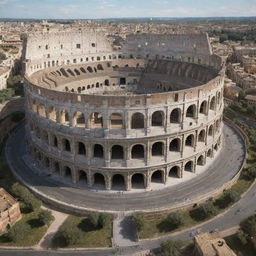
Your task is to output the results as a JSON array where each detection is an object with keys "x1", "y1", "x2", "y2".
[{"x1": 0, "y1": 0, "x2": 254, "y2": 19}]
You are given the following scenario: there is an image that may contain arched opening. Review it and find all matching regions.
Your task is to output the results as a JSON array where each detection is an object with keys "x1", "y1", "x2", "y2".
[
  {"x1": 32, "y1": 101, "x2": 37, "y2": 112},
  {"x1": 111, "y1": 145, "x2": 124, "y2": 160},
  {"x1": 169, "y1": 166, "x2": 180, "y2": 178},
  {"x1": 186, "y1": 105, "x2": 196, "y2": 118},
  {"x1": 87, "y1": 66, "x2": 93, "y2": 73},
  {"x1": 170, "y1": 108, "x2": 181, "y2": 123},
  {"x1": 151, "y1": 170, "x2": 164, "y2": 183},
  {"x1": 207, "y1": 149, "x2": 212, "y2": 157},
  {"x1": 97, "y1": 64, "x2": 104, "y2": 71},
  {"x1": 131, "y1": 173, "x2": 145, "y2": 189},
  {"x1": 73, "y1": 111, "x2": 85, "y2": 127},
  {"x1": 37, "y1": 104, "x2": 46, "y2": 117},
  {"x1": 208, "y1": 125, "x2": 214, "y2": 136},
  {"x1": 53, "y1": 136, "x2": 58, "y2": 148},
  {"x1": 42, "y1": 131, "x2": 49, "y2": 144},
  {"x1": 90, "y1": 112, "x2": 103, "y2": 128},
  {"x1": 169, "y1": 138, "x2": 181, "y2": 152},
  {"x1": 214, "y1": 144, "x2": 218, "y2": 151},
  {"x1": 64, "y1": 166, "x2": 72, "y2": 178},
  {"x1": 197, "y1": 155, "x2": 204, "y2": 166},
  {"x1": 152, "y1": 142, "x2": 164, "y2": 156},
  {"x1": 217, "y1": 91, "x2": 221, "y2": 104},
  {"x1": 104, "y1": 79, "x2": 109, "y2": 86},
  {"x1": 74, "y1": 69, "x2": 80, "y2": 76},
  {"x1": 185, "y1": 135, "x2": 194, "y2": 147},
  {"x1": 93, "y1": 173, "x2": 105, "y2": 189},
  {"x1": 63, "y1": 139, "x2": 71, "y2": 152},
  {"x1": 110, "y1": 113, "x2": 123, "y2": 129},
  {"x1": 131, "y1": 144, "x2": 144, "y2": 159},
  {"x1": 185, "y1": 161, "x2": 193, "y2": 172},
  {"x1": 210, "y1": 97, "x2": 216, "y2": 110},
  {"x1": 152, "y1": 111, "x2": 164, "y2": 126},
  {"x1": 131, "y1": 112, "x2": 144, "y2": 129},
  {"x1": 54, "y1": 162, "x2": 60, "y2": 173},
  {"x1": 78, "y1": 142, "x2": 86, "y2": 155},
  {"x1": 198, "y1": 130, "x2": 206, "y2": 142},
  {"x1": 79, "y1": 170, "x2": 87, "y2": 184},
  {"x1": 94, "y1": 144, "x2": 104, "y2": 158},
  {"x1": 112, "y1": 174, "x2": 125, "y2": 190},
  {"x1": 60, "y1": 109, "x2": 69, "y2": 125},
  {"x1": 199, "y1": 101, "x2": 207, "y2": 114},
  {"x1": 45, "y1": 158, "x2": 50, "y2": 168},
  {"x1": 49, "y1": 107, "x2": 57, "y2": 121}
]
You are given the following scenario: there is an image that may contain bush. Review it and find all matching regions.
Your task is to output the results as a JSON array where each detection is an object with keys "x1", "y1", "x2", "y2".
[
  {"x1": 167, "y1": 212, "x2": 184, "y2": 229},
  {"x1": 7, "y1": 222, "x2": 30, "y2": 242},
  {"x1": 246, "y1": 167, "x2": 256, "y2": 180},
  {"x1": 98, "y1": 213, "x2": 111, "y2": 228},
  {"x1": 38, "y1": 210, "x2": 54, "y2": 226},
  {"x1": 216, "y1": 190, "x2": 240, "y2": 209},
  {"x1": 236, "y1": 230, "x2": 248, "y2": 246},
  {"x1": 132, "y1": 213, "x2": 145, "y2": 233},
  {"x1": 59, "y1": 227, "x2": 82, "y2": 246},
  {"x1": 160, "y1": 240, "x2": 183, "y2": 256},
  {"x1": 240, "y1": 214, "x2": 256, "y2": 237},
  {"x1": 87, "y1": 213, "x2": 100, "y2": 229},
  {"x1": 11, "y1": 183, "x2": 41, "y2": 211},
  {"x1": 195, "y1": 201, "x2": 217, "y2": 220}
]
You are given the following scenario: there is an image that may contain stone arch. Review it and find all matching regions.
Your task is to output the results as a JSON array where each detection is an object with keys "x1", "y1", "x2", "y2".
[
  {"x1": 207, "y1": 148, "x2": 212, "y2": 157},
  {"x1": 104, "y1": 79, "x2": 109, "y2": 86},
  {"x1": 151, "y1": 170, "x2": 164, "y2": 183},
  {"x1": 170, "y1": 108, "x2": 181, "y2": 123},
  {"x1": 214, "y1": 143, "x2": 218, "y2": 151},
  {"x1": 60, "y1": 109, "x2": 69, "y2": 125},
  {"x1": 152, "y1": 142, "x2": 164, "y2": 156},
  {"x1": 111, "y1": 145, "x2": 124, "y2": 160},
  {"x1": 97, "y1": 64, "x2": 104, "y2": 70},
  {"x1": 208, "y1": 125, "x2": 214, "y2": 136},
  {"x1": 73, "y1": 111, "x2": 85, "y2": 127},
  {"x1": 131, "y1": 112, "x2": 145, "y2": 129},
  {"x1": 131, "y1": 173, "x2": 145, "y2": 189},
  {"x1": 186, "y1": 104, "x2": 196, "y2": 118},
  {"x1": 87, "y1": 66, "x2": 93, "y2": 73},
  {"x1": 198, "y1": 130, "x2": 206, "y2": 142},
  {"x1": 54, "y1": 162, "x2": 60, "y2": 173},
  {"x1": 199, "y1": 101, "x2": 207, "y2": 114},
  {"x1": 217, "y1": 91, "x2": 221, "y2": 104},
  {"x1": 197, "y1": 155, "x2": 205, "y2": 166},
  {"x1": 169, "y1": 166, "x2": 180, "y2": 178},
  {"x1": 53, "y1": 135, "x2": 58, "y2": 148},
  {"x1": 74, "y1": 69, "x2": 80, "y2": 75},
  {"x1": 32, "y1": 100, "x2": 37, "y2": 112},
  {"x1": 185, "y1": 134, "x2": 195, "y2": 147},
  {"x1": 131, "y1": 144, "x2": 144, "y2": 159},
  {"x1": 63, "y1": 139, "x2": 71, "y2": 152},
  {"x1": 42, "y1": 131, "x2": 49, "y2": 144},
  {"x1": 78, "y1": 170, "x2": 87, "y2": 184},
  {"x1": 49, "y1": 107, "x2": 57, "y2": 121},
  {"x1": 151, "y1": 111, "x2": 164, "y2": 126},
  {"x1": 210, "y1": 96, "x2": 216, "y2": 110},
  {"x1": 110, "y1": 113, "x2": 123, "y2": 129},
  {"x1": 93, "y1": 144, "x2": 104, "y2": 158},
  {"x1": 64, "y1": 166, "x2": 72, "y2": 179},
  {"x1": 93, "y1": 173, "x2": 105, "y2": 188},
  {"x1": 90, "y1": 112, "x2": 103, "y2": 128},
  {"x1": 112, "y1": 174, "x2": 125, "y2": 190},
  {"x1": 169, "y1": 138, "x2": 181, "y2": 152},
  {"x1": 184, "y1": 161, "x2": 193, "y2": 172},
  {"x1": 77, "y1": 142, "x2": 86, "y2": 156},
  {"x1": 37, "y1": 104, "x2": 46, "y2": 117}
]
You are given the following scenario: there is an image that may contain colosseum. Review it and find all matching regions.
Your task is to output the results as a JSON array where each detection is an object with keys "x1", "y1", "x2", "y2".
[{"x1": 22, "y1": 31, "x2": 225, "y2": 193}]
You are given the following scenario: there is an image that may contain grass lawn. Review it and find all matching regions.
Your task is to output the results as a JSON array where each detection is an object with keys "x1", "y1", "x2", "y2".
[
  {"x1": 52, "y1": 215, "x2": 113, "y2": 248},
  {"x1": 225, "y1": 235, "x2": 256, "y2": 256},
  {"x1": 0, "y1": 207, "x2": 51, "y2": 246}
]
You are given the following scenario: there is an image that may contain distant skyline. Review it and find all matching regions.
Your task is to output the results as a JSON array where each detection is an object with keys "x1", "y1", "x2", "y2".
[{"x1": 0, "y1": 0, "x2": 254, "y2": 19}]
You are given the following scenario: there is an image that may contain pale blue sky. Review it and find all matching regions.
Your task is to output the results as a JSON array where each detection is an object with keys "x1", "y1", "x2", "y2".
[{"x1": 0, "y1": 0, "x2": 254, "y2": 19}]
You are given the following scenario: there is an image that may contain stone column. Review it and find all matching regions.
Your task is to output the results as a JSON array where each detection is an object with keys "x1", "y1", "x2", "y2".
[
  {"x1": 105, "y1": 175, "x2": 111, "y2": 190},
  {"x1": 88, "y1": 170, "x2": 93, "y2": 187},
  {"x1": 126, "y1": 175, "x2": 131, "y2": 191}
]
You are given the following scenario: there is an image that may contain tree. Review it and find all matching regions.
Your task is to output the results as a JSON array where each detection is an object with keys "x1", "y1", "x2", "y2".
[
  {"x1": 38, "y1": 210, "x2": 54, "y2": 226},
  {"x1": 7, "y1": 222, "x2": 30, "y2": 242},
  {"x1": 98, "y1": 213, "x2": 111, "y2": 228},
  {"x1": 59, "y1": 227, "x2": 82, "y2": 246},
  {"x1": 216, "y1": 190, "x2": 240, "y2": 209},
  {"x1": 240, "y1": 214, "x2": 256, "y2": 237},
  {"x1": 132, "y1": 213, "x2": 145, "y2": 233},
  {"x1": 197, "y1": 201, "x2": 217, "y2": 220},
  {"x1": 246, "y1": 167, "x2": 256, "y2": 180},
  {"x1": 236, "y1": 230, "x2": 248, "y2": 246},
  {"x1": 87, "y1": 213, "x2": 100, "y2": 229},
  {"x1": 160, "y1": 240, "x2": 183, "y2": 256},
  {"x1": 167, "y1": 212, "x2": 184, "y2": 229}
]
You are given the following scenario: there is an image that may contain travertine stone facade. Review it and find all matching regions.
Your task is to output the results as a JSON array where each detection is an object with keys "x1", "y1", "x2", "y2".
[{"x1": 24, "y1": 32, "x2": 225, "y2": 191}]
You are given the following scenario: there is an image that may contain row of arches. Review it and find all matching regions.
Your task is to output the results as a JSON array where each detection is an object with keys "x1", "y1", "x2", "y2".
[
  {"x1": 32, "y1": 142, "x2": 220, "y2": 191},
  {"x1": 31, "y1": 122, "x2": 221, "y2": 162},
  {"x1": 31, "y1": 95, "x2": 222, "y2": 129}
]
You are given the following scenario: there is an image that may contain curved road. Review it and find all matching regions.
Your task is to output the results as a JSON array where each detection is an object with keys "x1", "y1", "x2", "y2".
[{"x1": 5, "y1": 124, "x2": 245, "y2": 213}]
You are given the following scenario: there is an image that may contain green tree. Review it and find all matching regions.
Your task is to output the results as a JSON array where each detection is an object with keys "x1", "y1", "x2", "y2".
[
  {"x1": 7, "y1": 222, "x2": 30, "y2": 242},
  {"x1": 87, "y1": 213, "x2": 100, "y2": 229},
  {"x1": 197, "y1": 201, "x2": 217, "y2": 220},
  {"x1": 38, "y1": 210, "x2": 54, "y2": 226},
  {"x1": 236, "y1": 230, "x2": 248, "y2": 246},
  {"x1": 240, "y1": 214, "x2": 256, "y2": 237},
  {"x1": 59, "y1": 227, "x2": 82, "y2": 246},
  {"x1": 160, "y1": 240, "x2": 183, "y2": 256},
  {"x1": 132, "y1": 212, "x2": 145, "y2": 233},
  {"x1": 246, "y1": 166, "x2": 256, "y2": 180},
  {"x1": 167, "y1": 212, "x2": 184, "y2": 229},
  {"x1": 98, "y1": 213, "x2": 111, "y2": 228}
]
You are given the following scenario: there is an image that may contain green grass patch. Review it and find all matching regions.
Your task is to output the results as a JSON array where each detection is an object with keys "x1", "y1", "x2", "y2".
[
  {"x1": 52, "y1": 215, "x2": 113, "y2": 248},
  {"x1": 0, "y1": 208, "x2": 51, "y2": 246}
]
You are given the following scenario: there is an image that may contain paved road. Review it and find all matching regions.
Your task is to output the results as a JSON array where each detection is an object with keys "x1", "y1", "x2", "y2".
[{"x1": 5, "y1": 124, "x2": 245, "y2": 213}]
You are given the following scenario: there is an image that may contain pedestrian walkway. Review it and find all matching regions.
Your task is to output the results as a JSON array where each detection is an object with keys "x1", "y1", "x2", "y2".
[
  {"x1": 112, "y1": 212, "x2": 138, "y2": 247},
  {"x1": 35, "y1": 207, "x2": 68, "y2": 249}
]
